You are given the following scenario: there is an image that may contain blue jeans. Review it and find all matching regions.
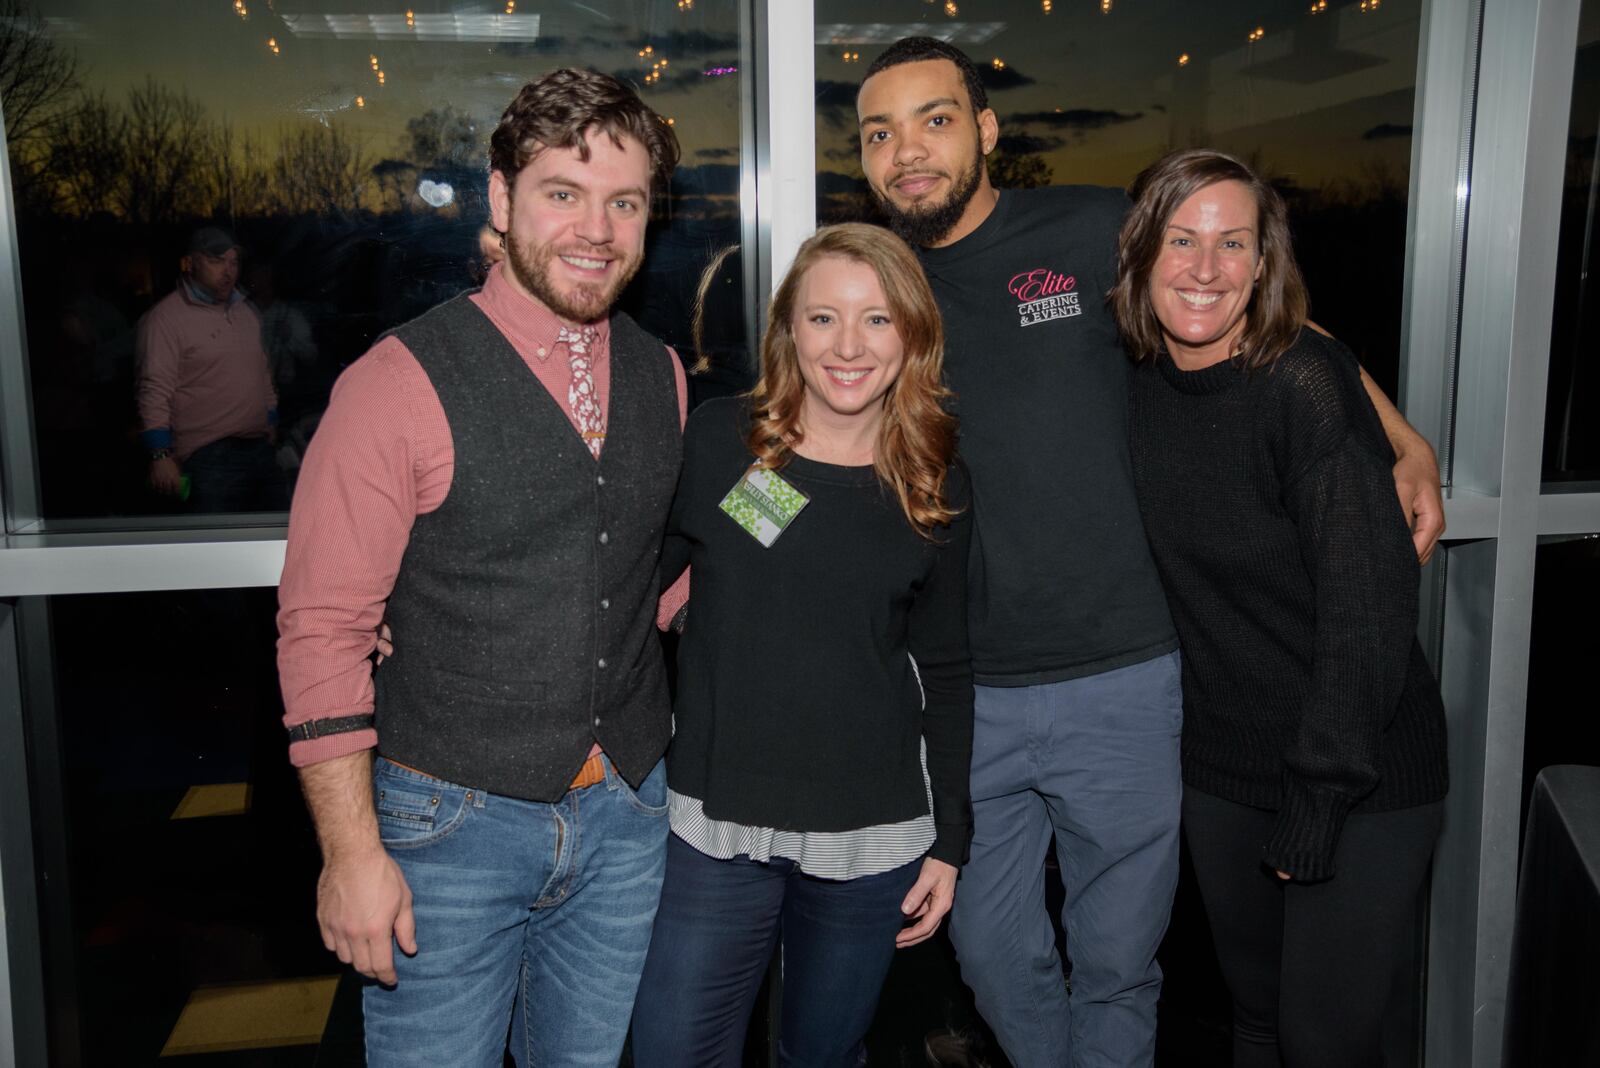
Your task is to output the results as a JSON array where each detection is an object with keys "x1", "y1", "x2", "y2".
[
  {"x1": 631, "y1": 833, "x2": 921, "y2": 1068},
  {"x1": 948, "y1": 651, "x2": 1183, "y2": 1068},
  {"x1": 362, "y1": 755, "x2": 669, "y2": 1068}
]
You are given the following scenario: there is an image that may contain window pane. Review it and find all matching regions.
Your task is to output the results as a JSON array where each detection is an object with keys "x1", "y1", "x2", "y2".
[
  {"x1": 815, "y1": 0, "x2": 1422, "y2": 396},
  {"x1": 22, "y1": 589, "x2": 333, "y2": 1061},
  {"x1": 1542, "y1": 2, "x2": 1600, "y2": 483},
  {"x1": 2, "y1": 0, "x2": 748, "y2": 526},
  {"x1": 1521, "y1": 535, "x2": 1600, "y2": 837}
]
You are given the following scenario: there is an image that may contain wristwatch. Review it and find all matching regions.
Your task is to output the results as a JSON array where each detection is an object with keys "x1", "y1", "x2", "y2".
[{"x1": 149, "y1": 448, "x2": 174, "y2": 461}]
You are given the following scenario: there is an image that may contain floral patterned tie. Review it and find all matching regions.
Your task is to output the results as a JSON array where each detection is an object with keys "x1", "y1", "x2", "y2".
[{"x1": 557, "y1": 325, "x2": 604, "y2": 459}]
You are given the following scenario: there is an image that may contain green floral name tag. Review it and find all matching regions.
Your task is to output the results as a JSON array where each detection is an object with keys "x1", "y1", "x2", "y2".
[{"x1": 718, "y1": 465, "x2": 809, "y2": 547}]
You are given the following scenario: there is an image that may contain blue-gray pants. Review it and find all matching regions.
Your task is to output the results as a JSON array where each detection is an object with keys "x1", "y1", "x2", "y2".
[{"x1": 949, "y1": 651, "x2": 1183, "y2": 1068}]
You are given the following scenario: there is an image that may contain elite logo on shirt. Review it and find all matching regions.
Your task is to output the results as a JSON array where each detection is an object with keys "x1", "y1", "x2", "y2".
[{"x1": 1008, "y1": 268, "x2": 1081, "y2": 327}]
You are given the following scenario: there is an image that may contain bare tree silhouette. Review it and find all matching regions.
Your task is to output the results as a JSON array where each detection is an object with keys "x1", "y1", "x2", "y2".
[
  {"x1": 0, "y1": 0, "x2": 80, "y2": 152},
  {"x1": 405, "y1": 105, "x2": 483, "y2": 171},
  {"x1": 988, "y1": 151, "x2": 1053, "y2": 190},
  {"x1": 272, "y1": 123, "x2": 372, "y2": 215},
  {"x1": 33, "y1": 74, "x2": 381, "y2": 221},
  {"x1": 202, "y1": 120, "x2": 274, "y2": 223},
  {"x1": 119, "y1": 78, "x2": 213, "y2": 224},
  {"x1": 44, "y1": 91, "x2": 127, "y2": 218}
]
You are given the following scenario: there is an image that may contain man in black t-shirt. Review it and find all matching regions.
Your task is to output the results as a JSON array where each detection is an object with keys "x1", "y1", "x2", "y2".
[{"x1": 855, "y1": 38, "x2": 1446, "y2": 1068}]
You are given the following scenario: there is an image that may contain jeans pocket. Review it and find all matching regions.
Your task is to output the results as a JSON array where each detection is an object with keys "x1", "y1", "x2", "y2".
[
  {"x1": 374, "y1": 760, "x2": 472, "y2": 849},
  {"x1": 615, "y1": 760, "x2": 668, "y2": 817},
  {"x1": 1164, "y1": 649, "x2": 1185, "y2": 733}
]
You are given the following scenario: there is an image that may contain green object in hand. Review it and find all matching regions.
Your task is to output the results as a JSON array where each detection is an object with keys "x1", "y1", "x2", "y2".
[{"x1": 178, "y1": 474, "x2": 191, "y2": 502}]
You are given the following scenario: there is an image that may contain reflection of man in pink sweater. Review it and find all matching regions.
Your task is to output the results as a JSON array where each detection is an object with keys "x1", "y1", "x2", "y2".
[{"x1": 136, "y1": 226, "x2": 286, "y2": 512}]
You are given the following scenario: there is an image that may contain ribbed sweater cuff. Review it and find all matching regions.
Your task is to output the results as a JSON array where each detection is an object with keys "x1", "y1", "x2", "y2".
[
  {"x1": 930, "y1": 822, "x2": 972, "y2": 867},
  {"x1": 1262, "y1": 780, "x2": 1353, "y2": 883}
]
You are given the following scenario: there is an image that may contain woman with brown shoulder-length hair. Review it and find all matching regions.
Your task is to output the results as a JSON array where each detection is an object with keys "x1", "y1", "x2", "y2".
[
  {"x1": 1113, "y1": 148, "x2": 1448, "y2": 1067},
  {"x1": 631, "y1": 222, "x2": 974, "y2": 1068}
]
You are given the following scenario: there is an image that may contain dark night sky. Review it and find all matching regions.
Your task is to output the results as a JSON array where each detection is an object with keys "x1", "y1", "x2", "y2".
[
  {"x1": 39, "y1": 0, "x2": 746, "y2": 164},
  {"x1": 31, "y1": 1, "x2": 1600, "y2": 195},
  {"x1": 815, "y1": 0, "x2": 1426, "y2": 191}
]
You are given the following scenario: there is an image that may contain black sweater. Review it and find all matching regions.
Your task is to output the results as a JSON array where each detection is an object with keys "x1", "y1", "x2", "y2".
[
  {"x1": 661, "y1": 397, "x2": 975, "y2": 866},
  {"x1": 1129, "y1": 330, "x2": 1448, "y2": 881}
]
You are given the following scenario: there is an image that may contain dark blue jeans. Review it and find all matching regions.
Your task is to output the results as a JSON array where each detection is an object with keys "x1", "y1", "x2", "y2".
[
  {"x1": 362, "y1": 756, "x2": 669, "y2": 1068},
  {"x1": 631, "y1": 833, "x2": 920, "y2": 1068},
  {"x1": 184, "y1": 435, "x2": 288, "y2": 513}
]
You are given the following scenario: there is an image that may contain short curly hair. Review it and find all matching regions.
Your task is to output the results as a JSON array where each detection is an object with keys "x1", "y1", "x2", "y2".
[
  {"x1": 489, "y1": 68, "x2": 680, "y2": 193},
  {"x1": 861, "y1": 37, "x2": 989, "y2": 115}
]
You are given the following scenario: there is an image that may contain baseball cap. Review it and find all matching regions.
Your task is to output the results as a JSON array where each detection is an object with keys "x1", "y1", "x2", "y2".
[{"x1": 189, "y1": 226, "x2": 241, "y2": 257}]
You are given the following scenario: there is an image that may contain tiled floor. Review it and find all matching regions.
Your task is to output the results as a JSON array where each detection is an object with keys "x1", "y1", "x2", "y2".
[{"x1": 161, "y1": 977, "x2": 340, "y2": 1057}]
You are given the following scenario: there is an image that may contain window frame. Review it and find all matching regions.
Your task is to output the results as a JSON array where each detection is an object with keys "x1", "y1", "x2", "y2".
[{"x1": 5, "y1": 3, "x2": 1600, "y2": 1064}]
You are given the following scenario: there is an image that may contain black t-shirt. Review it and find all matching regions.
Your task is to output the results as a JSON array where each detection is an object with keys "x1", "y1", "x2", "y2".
[
  {"x1": 919, "y1": 185, "x2": 1176, "y2": 685},
  {"x1": 660, "y1": 397, "x2": 975, "y2": 865}
]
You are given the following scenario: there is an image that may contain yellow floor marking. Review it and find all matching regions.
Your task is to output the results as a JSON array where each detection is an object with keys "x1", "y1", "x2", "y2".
[
  {"x1": 160, "y1": 975, "x2": 339, "y2": 1056},
  {"x1": 170, "y1": 783, "x2": 251, "y2": 820}
]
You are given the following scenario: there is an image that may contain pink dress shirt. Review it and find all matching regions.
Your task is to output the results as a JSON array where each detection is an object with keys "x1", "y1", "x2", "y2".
[{"x1": 278, "y1": 264, "x2": 688, "y2": 767}]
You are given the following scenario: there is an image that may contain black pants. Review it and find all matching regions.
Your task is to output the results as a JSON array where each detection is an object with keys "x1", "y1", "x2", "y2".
[{"x1": 1183, "y1": 788, "x2": 1442, "y2": 1068}]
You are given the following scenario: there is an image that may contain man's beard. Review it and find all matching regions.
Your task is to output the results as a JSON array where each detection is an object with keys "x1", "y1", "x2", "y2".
[
  {"x1": 872, "y1": 143, "x2": 985, "y2": 248},
  {"x1": 503, "y1": 226, "x2": 640, "y2": 324}
]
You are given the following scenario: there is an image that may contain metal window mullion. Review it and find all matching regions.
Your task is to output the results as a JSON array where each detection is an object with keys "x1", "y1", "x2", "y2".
[
  {"x1": 1399, "y1": 0, "x2": 1481, "y2": 482},
  {"x1": 1536, "y1": 491, "x2": 1600, "y2": 536},
  {"x1": 739, "y1": 0, "x2": 761, "y2": 358},
  {"x1": 0, "y1": 601, "x2": 47, "y2": 1066},
  {"x1": 754, "y1": 0, "x2": 816, "y2": 310},
  {"x1": 0, "y1": 538, "x2": 287, "y2": 596},
  {"x1": 1425, "y1": 1, "x2": 1582, "y2": 1065},
  {"x1": 0, "y1": 101, "x2": 42, "y2": 532}
]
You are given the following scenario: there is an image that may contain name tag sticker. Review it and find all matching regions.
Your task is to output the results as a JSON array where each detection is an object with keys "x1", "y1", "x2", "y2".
[{"x1": 719, "y1": 466, "x2": 809, "y2": 547}]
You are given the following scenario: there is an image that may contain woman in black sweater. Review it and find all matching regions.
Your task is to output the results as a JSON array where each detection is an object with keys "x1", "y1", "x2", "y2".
[
  {"x1": 1111, "y1": 149, "x2": 1448, "y2": 1067},
  {"x1": 630, "y1": 223, "x2": 973, "y2": 1067}
]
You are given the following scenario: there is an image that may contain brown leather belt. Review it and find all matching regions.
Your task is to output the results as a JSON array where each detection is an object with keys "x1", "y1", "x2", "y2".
[
  {"x1": 382, "y1": 753, "x2": 608, "y2": 792},
  {"x1": 566, "y1": 752, "x2": 608, "y2": 790}
]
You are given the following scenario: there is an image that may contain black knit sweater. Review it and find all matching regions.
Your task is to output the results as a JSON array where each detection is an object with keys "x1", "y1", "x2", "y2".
[
  {"x1": 1129, "y1": 330, "x2": 1448, "y2": 882},
  {"x1": 660, "y1": 397, "x2": 975, "y2": 866}
]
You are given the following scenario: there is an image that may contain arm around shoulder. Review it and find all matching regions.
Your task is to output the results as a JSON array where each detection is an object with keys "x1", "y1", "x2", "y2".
[{"x1": 1358, "y1": 365, "x2": 1444, "y2": 564}]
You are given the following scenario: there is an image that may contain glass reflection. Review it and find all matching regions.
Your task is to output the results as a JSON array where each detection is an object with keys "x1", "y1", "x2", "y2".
[
  {"x1": 2, "y1": 0, "x2": 748, "y2": 524},
  {"x1": 1521, "y1": 535, "x2": 1600, "y2": 837},
  {"x1": 1543, "y1": 1, "x2": 1600, "y2": 484}
]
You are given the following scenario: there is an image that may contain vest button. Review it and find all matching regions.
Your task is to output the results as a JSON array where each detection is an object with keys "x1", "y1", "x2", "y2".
[
  {"x1": 597, "y1": 658, "x2": 607, "y2": 668},
  {"x1": 598, "y1": 531, "x2": 609, "y2": 544},
  {"x1": 601, "y1": 598, "x2": 610, "y2": 610},
  {"x1": 594, "y1": 716, "x2": 602, "y2": 726},
  {"x1": 596, "y1": 475, "x2": 606, "y2": 486}
]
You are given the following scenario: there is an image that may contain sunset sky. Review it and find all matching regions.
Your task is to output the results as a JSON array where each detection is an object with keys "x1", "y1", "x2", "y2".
[{"x1": 27, "y1": 0, "x2": 1425, "y2": 198}]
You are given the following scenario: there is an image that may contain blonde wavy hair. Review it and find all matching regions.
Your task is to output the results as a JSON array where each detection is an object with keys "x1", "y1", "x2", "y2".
[{"x1": 745, "y1": 223, "x2": 960, "y2": 536}]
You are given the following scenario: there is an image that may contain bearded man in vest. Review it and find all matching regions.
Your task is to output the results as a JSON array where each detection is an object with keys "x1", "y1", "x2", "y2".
[{"x1": 276, "y1": 69, "x2": 687, "y2": 1066}]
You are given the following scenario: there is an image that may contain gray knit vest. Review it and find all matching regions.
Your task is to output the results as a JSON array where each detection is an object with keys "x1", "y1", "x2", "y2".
[{"x1": 373, "y1": 294, "x2": 681, "y2": 801}]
